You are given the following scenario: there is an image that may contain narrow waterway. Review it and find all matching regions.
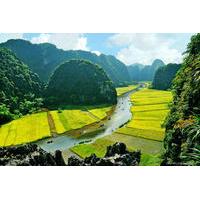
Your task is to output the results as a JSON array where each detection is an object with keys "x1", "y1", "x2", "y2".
[{"x1": 37, "y1": 87, "x2": 141, "y2": 153}]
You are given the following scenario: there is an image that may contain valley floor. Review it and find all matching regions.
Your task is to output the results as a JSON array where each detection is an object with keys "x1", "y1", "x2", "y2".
[
  {"x1": 70, "y1": 88, "x2": 172, "y2": 166},
  {"x1": 0, "y1": 84, "x2": 137, "y2": 147},
  {"x1": 0, "y1": 105, "x2": 112, "y2": 147},
  {"x1": 116, "y1": 84, "x2": 139, "y2": 96}
]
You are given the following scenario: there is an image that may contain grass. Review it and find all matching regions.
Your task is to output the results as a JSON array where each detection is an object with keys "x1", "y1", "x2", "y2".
[
  {"x1": 71, "y1": 132, "x2": 163, "y2": 158},
  {"x1": 140, "y1": 154, "x2": 162, "y2": 166},
  {"x1": 116, "y1": 84, "x2": 138, "y2": 96},
  {"x1": 0, "y1": 112, "x2": 51, "y2": 147},
  {"x1": 0, "y1": 105, "x2": 113, "y2": 147}
]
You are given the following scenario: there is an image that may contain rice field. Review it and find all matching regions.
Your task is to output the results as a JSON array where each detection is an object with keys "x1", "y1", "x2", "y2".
[
  {"x1": 0, "y1": 105, "x2": 112, "y2": 147},
  {"x1": 71, "y1": 88, "x2": 172, "y2": 166},
  {"x1": 116, "y1": 84, "x2": 138, "y2": 96},
  {"x1": 0, "y1": 112, "x2": 51, "y2": 147},
  {"x1": 71, "y1": 132, "x2": 163, "y2": 166},
  {"x1": 120, "y1": 88, "x2": 172, "y2": 141}
]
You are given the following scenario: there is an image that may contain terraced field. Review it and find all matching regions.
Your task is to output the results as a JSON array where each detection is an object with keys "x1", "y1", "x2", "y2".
[
  {"x1": 71, "y1": 88, "x2": 172, "y2": 165},
  {"x1": 0, "y1": 105, "x2": 112, "y2": 147},
  {"x1": 121, "y1": 89, "x2": 172, "y2": 141},
  {"x1": 116, "y1": 84, "x2": 138, "y2": 96}
]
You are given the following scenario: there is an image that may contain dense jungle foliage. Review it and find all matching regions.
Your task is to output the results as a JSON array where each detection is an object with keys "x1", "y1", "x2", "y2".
[
  {"x1": 0, "y1": 48, "x2": 43, "y2": 124},
  {"x1": 45, "y1": 60, "x2": 117, "y2": 106},
  {"x1": 152, "y1": 63, "x2": 181, "y2": 90},
  {"x1": 0, "y1": 39, "x2": 131, "y2": 86},
  {"x1": 163, "y1": 33, "x2": 200, "y2": 166}
]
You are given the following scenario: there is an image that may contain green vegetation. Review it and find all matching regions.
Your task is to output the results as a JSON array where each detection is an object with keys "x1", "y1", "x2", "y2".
[
  {"x1": 71, "y1": 88, "x2": 171, "y2": 165},
  {"x1": 163, "y1": 33, "x2": 200, "y2": 166},
  {"x1": 0, "y1": 48, "x2": 43, "y2": 123},
  {"x1": 0, "y1": 39, "x2": 131, "y2": 85},
  {"x1": 152, "y1": 63, "x2": 181, "y2": 90},
  {"x1": 116, "y1": 84, "x2": 138, "y2": 96},
  {"x1": 86, "y1": 105, "x2": 112, "y2": 119},
  {"x1": 0, "y1": 105, "x2": 112, "y2": 146},
  {"x1": 128, "y1": 59, "x2": 165, "y2": 81},
  {"x1": 71, "y1": 133, "x2": 162, "y2": 157},
  {"x1": 45, "y1": 60, "x2": 117, "y2": 106}
]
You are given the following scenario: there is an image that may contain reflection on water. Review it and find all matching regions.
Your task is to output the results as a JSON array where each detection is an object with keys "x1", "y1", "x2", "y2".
[{"x1": 37, "y1": 89, "x2": 138, "y2": 153}]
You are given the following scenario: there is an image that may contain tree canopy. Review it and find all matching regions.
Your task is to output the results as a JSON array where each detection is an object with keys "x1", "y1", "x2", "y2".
[
  {"x1": 0, "y1": 39, "x2": 131, "y2": 86},
  {"x1": 152, "y1": 63, "x2": 181, "y2": 90},
  {"x1": 163, "y1": 34, "x2": 200, "y2": 166},
  {"x1": 45, "y1": 60, "x2": 117, "y2": 107},
  {"x1": 0, "y1": 48, "x2": 43, "y2": 121}
]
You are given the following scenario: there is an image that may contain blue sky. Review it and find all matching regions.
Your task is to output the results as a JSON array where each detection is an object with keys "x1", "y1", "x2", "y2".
[{"x1": 0, "y1": 33, "x2": 194, "y2": 65}]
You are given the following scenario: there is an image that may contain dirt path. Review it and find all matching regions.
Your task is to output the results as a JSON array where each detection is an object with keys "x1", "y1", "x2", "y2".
[{"x1": 47, "y1": 111, "x2": 57, "y2": 137}]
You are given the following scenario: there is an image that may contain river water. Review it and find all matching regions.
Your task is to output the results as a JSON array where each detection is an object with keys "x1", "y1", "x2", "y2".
[{"x1": 37, "y1": 88, "x2": 140, "y2": 153}]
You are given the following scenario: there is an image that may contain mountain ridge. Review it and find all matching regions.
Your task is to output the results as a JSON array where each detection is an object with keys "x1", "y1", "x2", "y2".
[{"x1": 0, "y1": 39, "x2": 131, "y2": 86}]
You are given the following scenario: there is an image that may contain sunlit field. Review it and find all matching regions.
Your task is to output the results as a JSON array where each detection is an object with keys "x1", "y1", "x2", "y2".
[
  {"x1": 0, "y1": 105, "x2": 112, "y2": 147},
  {"x1": 0, "y1": 113, "x2": 51, "y2": 147},
  {"x1": 118, "y1": 89, "x2": 172, "y2": 141},
  {"x1": 116, "y1": 84, "x2": 138, "y2": 96},
  {"x1": 71, "y1": 88, "x2": 172, "y2": 165}
]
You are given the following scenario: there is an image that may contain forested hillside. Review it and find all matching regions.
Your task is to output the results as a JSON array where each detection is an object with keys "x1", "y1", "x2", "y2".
[
  {"x1": 128, "y1": 59, "x2": 165, "y2": 81},
  {"x1": 163, "y1": 33, "x2": 200, "y2": 166},
  {"x1": 152, "y1": 63, "x2": 181, "y2": 90},
  {"x1": 0, "y1": 48, "x2": 43, "y2": 124},
  {"x1": 0, "y1": 39, "x2": 131, "y2": 85},
  {"x1": 45, "y1": 60, "x2": 117, "y2": 106}
]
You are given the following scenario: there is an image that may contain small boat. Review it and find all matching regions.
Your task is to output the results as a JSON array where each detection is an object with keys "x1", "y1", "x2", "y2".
[{"x1": 47, "y1": 140, "x2": 53, "y2": 144}]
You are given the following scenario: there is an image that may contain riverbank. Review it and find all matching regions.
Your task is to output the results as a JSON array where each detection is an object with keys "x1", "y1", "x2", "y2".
[
  {"x1": 36, "y1": 85, "x2": 142, "y2": 153},
  {"x1": 70, "y1": 88, "x2": 172, "y2": 166}
]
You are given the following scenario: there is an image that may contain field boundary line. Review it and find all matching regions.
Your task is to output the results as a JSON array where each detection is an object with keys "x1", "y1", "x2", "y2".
[{"x1": 47, "y1": 111, "x2": 57, "y2": 137}]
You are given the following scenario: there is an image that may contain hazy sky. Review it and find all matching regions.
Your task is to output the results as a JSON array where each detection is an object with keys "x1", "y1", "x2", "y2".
[{"x1": 0, "y1": 33, "x2": 193, "y2": 65}]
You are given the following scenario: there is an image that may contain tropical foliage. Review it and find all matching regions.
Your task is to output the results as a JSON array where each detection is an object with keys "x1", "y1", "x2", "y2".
[
  {"x1": 0, "y1": 39, "x2": 131, "y2": 85},
  {"x1": 152, "y1": 63, "x2": 181, "y2": 90},
  {"x1": 45, "y1": 60, "x2": 117, "y2": 106},
  {"x1": 163, "y1": 33, "x2": 200, "y2": 166},
  {"x1": 0, "y1": 48, "x2": 43, "y2": 122}
]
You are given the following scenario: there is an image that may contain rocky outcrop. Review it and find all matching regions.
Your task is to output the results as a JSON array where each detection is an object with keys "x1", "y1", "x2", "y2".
[
  {"x1": 68, "y1": 142, "x2": 141, "y2": 166},
  {"x1": 0, "y1": 144, "x2": 66, "y2": 166}
]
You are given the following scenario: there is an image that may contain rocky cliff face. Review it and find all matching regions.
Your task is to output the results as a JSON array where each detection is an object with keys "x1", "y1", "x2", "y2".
[
  {"x1": 68, "y1": 143, "x2": 141, "y2": 166},
  {"x1": 0, "y1": 144, "x2": 65, "y2": 166},
  {"x1": 0, "y1": 142, "x2": 141, "y2": 166}
]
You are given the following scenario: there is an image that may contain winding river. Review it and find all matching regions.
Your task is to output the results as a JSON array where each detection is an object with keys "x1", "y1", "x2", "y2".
[{"x1": 37, "y1": 86, "x2": 142, "y2": 153}]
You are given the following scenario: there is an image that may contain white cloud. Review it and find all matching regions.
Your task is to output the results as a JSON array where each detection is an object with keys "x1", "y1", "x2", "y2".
[
  {"x1": 108, "y1": 33, "x2": 183, "y2": 65},
  {"x1": 0, "y1": 33, "x2": 24, "y2": 43},
  {"x1": 31, "y1": 33, "x2": 89, "y2": 51},
  {"x1": 91, "y1": 50, "x2": 101, "y2": 56}
]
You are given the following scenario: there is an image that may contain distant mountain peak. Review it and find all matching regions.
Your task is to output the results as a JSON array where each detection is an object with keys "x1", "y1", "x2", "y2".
[{"x1": 152, "y1": 59, "x2": 165, "y2": 67}]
